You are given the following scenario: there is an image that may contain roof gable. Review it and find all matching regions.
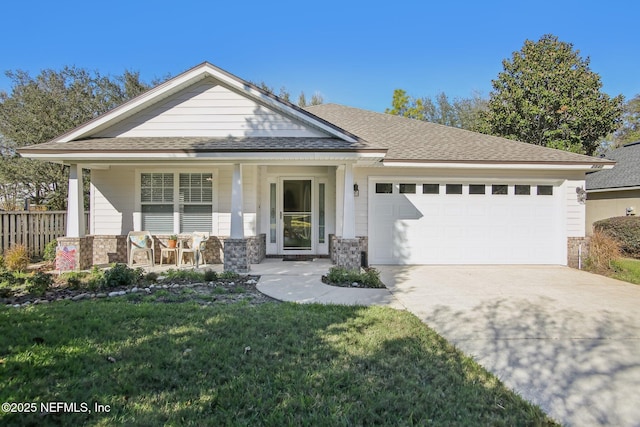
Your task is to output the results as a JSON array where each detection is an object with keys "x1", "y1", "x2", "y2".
[
  {"x1": 54, "y1": 62, "x2": 357, "y2": 143},
  {"x1": 91, "y1": 77, "x2": 328, "y2": 138}
]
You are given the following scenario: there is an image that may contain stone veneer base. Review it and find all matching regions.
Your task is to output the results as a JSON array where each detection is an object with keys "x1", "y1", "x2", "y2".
[{"x1": 224, "y1": 238, "x2": 250, "y2": 273}]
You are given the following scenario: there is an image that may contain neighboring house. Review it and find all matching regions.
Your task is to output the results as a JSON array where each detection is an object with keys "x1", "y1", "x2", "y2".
[
  {"x1": 586, "y1": 141, "x2": 640, "y2": 233},
  {"x1": 18, "y1": 62, "x2": 612, "y2": 272}
]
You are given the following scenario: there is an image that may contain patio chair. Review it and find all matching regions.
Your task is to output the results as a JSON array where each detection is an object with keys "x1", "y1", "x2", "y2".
[
  {"x1": 127, "y1": 231, "x2": 154, "y2": 267},
  {"x1": 178, "y1": 231, "x2": 209, "y2": 267}
]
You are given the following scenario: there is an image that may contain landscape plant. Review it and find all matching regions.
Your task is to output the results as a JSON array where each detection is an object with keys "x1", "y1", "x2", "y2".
[
  {"x1": 4, "y1": 244, "x2": 29, "y2": 272},
  {"x1": 325, "y1": 266, "x2": 384, "y2": 288},
  {"x1": 593, "y1": 216, "x2": 640, "y2": 258},
  {"x1": 43, "y1": 239, "x2": 57, "y2": 262},
  {"x1": 586, "y1": 230, "x2": 621, "y2": 271}
]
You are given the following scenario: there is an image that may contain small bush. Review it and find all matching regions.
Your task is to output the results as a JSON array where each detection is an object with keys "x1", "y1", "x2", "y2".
[
  {"x1": 4, "y1": 244, "x2": 30, "y2": 272},
  {"x1": 203, "y1": 269, "x2": 217, "y2": 282},
  {"x1": 0, "y1": 256, "x2": 5, "y2": 269},
  {"x1": 145, "y1": 271, "x2": 159, "y2": 283},
  {"x1": 360, "y1": 267, "x2": 384, "y2": 288},
  {"x1": 43, "y1": 239, "x2": 58, "y2": 262},
  {"x1": 101, "y1": 263, "x2": 142, "y2": 289},
  {"x1": 219, "y1": 271, "x2": 239, "y2": 280},
  {"x1": 325, "y1": 266, "x2": 385, "y2": 288},
  {"x1": 586, "y1": 230, "x2": 621, "y2": 271},
  {"x1": 0, "y1": 283, "x2": 13, "y2": 298},
  {"x1": 25, "y1": 272, "x2": 53, "y2": 296},
  {"x1": 164, "y1": 269, "x2": 204, "y2": 281},
  {"x1": 60, "y1": 271, "x2": 90, "y2": 290},
  {"x1": 593, "y1": 216, "x2": 640, "y2": 258}
]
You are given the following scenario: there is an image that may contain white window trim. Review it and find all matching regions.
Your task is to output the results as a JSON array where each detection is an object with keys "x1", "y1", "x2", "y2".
[{"x1": 134, "y1": 168, "x2": 219, "y2": 234}]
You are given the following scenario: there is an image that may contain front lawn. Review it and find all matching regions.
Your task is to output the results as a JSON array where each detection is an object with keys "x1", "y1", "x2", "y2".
[
  {"x1": 0, "y1": 300, "x2": 556, "y2": 426},
  {"x1": 611, "y1": 258, "x2": 640, "y2": 284}
]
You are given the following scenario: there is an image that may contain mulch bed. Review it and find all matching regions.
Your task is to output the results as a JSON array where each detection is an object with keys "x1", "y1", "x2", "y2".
[{"x1": 2, "y1": 275, "x2": 280, "y2": 308}]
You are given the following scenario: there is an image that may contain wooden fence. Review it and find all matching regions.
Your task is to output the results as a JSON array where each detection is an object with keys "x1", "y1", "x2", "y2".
[{"x1": 0, "y1": 211, "x2": 90, "y2": 258}]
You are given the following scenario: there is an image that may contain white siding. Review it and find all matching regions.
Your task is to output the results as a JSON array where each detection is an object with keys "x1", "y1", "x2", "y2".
[
  {"x1": 91, "y1": 167, "x2": 135, "y2": 235},
  {"x1": 565, "y1": 179, "x2": 587, "y2": 237},
  {"x1": 94, "y1": 78, "x2": 327, "y2": 138}
]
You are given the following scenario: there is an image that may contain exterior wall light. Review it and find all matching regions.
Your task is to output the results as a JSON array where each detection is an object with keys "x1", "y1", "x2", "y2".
[{"x1": 353, "y1": 183, "x2": 359, "y2": 197}]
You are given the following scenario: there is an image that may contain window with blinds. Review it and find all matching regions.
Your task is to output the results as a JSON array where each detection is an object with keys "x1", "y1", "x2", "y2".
[
  {"x1": 141, "y1": 173, "x2": 174, "y2": 233},
  {"x1": 179, "y1": 173, "x2": 213, "y2": 233}
]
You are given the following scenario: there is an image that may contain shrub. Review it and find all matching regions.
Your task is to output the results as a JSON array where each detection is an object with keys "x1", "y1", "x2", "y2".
[
  {"x1": 4, "y1": 244, "x2": 30, "y2": 272},
  {"x1": 25, "y1": 272, "x2": 53, "y2": 296},
  {"x1": 0, "y1": 256, "x2": 4, "y2": 269},
  {"x1": 101, "y1": 263, "x2": 142, "y2": 289},
  {"x1": 326, "y1": 267, "x2": 360, "y2": 284},
  {"x1": 203, "y1": 269, "x2": 217, "y2": 282},
  {"x1": 43, "y1": 239, "x2": 58, "y2": 262},
  {"x1": 360, "y1": 267, "x2": 384, "y2": 288},
  {"x1": 219, "y1": 271, "x2": 239, "y2": 280},
  {"x1": 593, "y1": 216, "x2": 640, "y2": 258},
  {"x1": 164, "y1": 269, "x2": 204, "y2": 281},
  {"x1": 586, "y1": 230, "x2": 621, "y2": 271},
  {"x1": 60, "y1": 271, "x2": 89, "y2": 290},
  {"x1": 326, "y1": 266, "x2": 385, "y2": 288}
]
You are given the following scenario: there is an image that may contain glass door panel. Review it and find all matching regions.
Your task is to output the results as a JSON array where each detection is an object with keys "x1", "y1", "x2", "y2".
[{"x1": 283, "y1": 180, "x2": 312, "y2": 250}]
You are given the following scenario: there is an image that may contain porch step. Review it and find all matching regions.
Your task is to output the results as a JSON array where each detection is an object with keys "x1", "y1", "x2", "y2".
[{"x1": 282, "y1": 255, "x2": 315, "y2": 261}]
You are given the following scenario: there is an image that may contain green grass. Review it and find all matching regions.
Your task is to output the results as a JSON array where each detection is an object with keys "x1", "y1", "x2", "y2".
[
  {"x1": 0, "y1": 301, "x2": 556, "y2": 426},
  {"x1": 611, "y1": 258, "x2": 640, "y2": 284}
]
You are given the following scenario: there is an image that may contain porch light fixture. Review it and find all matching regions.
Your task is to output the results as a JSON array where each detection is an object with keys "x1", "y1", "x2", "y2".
[{"x1": 353, "y1": 183, "x2": 359, "y2": 197}]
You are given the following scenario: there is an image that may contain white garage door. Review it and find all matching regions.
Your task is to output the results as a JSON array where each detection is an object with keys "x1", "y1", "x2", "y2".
[{"x1": 369, "y1": 182, "x2": 564, "y2": 264}]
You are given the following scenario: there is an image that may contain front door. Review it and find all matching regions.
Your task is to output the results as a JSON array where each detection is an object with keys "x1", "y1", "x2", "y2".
[{"x1": 281, "y1": 179, "x2": 313, "y2": 254}]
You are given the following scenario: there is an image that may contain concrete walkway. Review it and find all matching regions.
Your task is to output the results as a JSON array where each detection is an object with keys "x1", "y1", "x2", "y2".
[
  {"x1": 257, "y1": 261, "x2": 640, "y2": 426},
  {"x1": 255, "y1": 258, "x2": 404, "y2": 308}
]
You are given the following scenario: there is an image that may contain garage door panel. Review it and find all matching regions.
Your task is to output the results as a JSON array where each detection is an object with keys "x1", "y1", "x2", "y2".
[{"x1": 370, "y1": 182, "x2": 564, "y2": 265}]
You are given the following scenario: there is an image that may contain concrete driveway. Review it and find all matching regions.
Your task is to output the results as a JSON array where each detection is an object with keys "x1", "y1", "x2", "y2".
[{"x1": 378, "y1": 265, "x2": 640, "y2": 427}]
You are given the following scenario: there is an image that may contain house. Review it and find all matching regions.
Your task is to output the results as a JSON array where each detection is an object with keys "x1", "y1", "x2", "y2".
[
  {"x1": 18, "y1": 62, "x2": 612, "y2": 272},
  {"x1": 586, "y1": 141, "x2": 640, "y2": 232}
]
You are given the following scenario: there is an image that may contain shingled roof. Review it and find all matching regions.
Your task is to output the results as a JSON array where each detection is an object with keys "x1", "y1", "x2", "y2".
[
  {"x1": 18, "y1": 136, "x2": 380, "y2": 154},
  {"x1": 586, "y1": 142, "x2": 640, "y2": 190},
  {"x1": 306, "y1": 104, "x2": 612, "y2": 165}
]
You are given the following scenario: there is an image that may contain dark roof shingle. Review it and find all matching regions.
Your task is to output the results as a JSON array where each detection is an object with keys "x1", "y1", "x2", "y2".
[
  {"x1": 306, "y1": 104, "x2": 611, "y2": 164},
  {"x1": 586, "y1": 142, "x2": 640, "y2": 190}
]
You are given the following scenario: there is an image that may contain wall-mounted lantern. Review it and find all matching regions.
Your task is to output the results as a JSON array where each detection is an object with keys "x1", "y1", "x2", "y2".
[{"x1": 353, "y1": 183, "x2": 359, "y2": 197}]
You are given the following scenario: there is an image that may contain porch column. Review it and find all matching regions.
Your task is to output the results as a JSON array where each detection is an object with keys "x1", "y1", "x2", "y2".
[
  {"x1": 331, "y1": 163, "x2": 361, "y2": 271},
  {"x1": 66, "y1": 163, "x2": 85, "y2": 237},
  {"x1": 225, "y1": 163, "x2": 249, "y2": 273},
  {"x1": 230, "y1": 163, "x2": 244, "y2": 239},
  {"x1": 342, "y1": 163, "x2": 356, "y2": 239}
]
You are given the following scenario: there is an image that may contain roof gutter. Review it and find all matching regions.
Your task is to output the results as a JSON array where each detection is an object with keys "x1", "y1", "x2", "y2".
[{"x1": 381, "y1": 160, "x2": 614, "y2": 171}]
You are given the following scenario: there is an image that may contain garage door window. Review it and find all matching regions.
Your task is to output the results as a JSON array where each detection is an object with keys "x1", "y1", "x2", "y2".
[
  {"x1": 399, "y1": 184, "x2": 416, "y2": 194},
  {"x1": 376, "y1": 183, "x2": 393, "y2": 194},
  {"x1": 446, "y1": 184, "x2": 463, "y2": 194},
  {"x1": 537, "y1": 185, "x2": 553, "y2": 196},
  {"x1": 423, "y1": 184, "x2": 439, "y2": 194},
  {"x1": 492, "y1": 184, "x2": 508, "y2": 195},
  {"x1": 515, "y1": 185, "x2": 531, "y2": 195},
  {"x1": 469, "y1": 184, "x2": 485, "y2": 195}
]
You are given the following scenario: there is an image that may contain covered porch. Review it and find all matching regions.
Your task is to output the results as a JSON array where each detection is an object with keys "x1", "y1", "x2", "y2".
[{"x1": 59, "y1": 160, "x2": 369, "y2": 273}]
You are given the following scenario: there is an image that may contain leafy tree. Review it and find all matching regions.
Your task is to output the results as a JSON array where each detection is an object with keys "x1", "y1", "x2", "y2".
[
  {"x1": 385, "y1": 89, "x2": 488, "y2": 132},
  {"x1": 613, "y1": 94, "x2": 640, "y2": 146},
  {"x1": 254, "y1": 82, "x2": 323, "y2": 107},
  {"x1": 0, "y1": 67, "x2": 154, "y2": 210},
  {"x1": 486, "y1": 34, "x2": 623, "y2": 155}
]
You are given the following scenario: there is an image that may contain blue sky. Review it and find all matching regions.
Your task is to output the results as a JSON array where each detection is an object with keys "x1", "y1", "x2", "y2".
[{"x1": 1, "y1": 0, "x2": 637, "y2": 112}]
